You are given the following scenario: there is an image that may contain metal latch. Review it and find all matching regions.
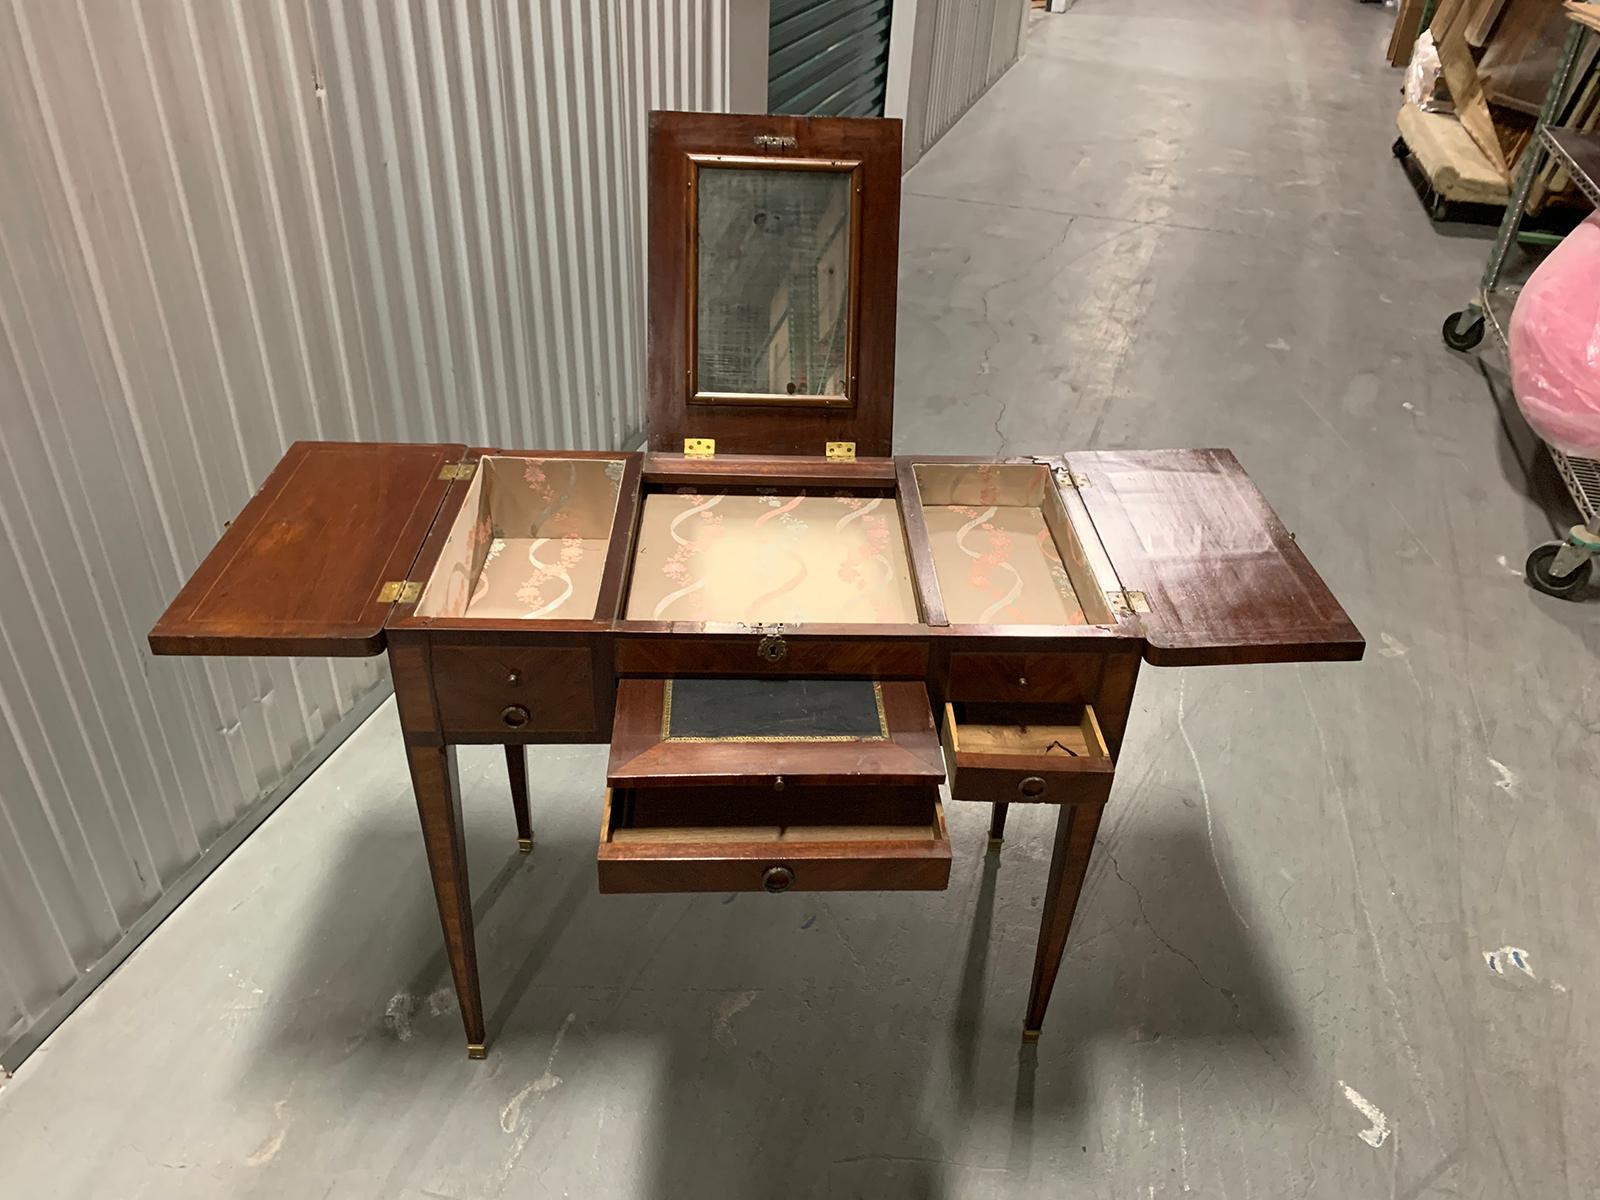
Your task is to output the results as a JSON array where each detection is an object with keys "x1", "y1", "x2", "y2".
[
  {"x1": 439, "y1": 462, "x2": 477, "y2": 481},
  {"x1": 378, "y1": 580, "x2": 423, "y2": 604},
  {"x1": 684, "y1": 437, "x2": 715, "y2": 458},
  {"x1": 825, "y1": 441, "x2": 856, "y2": 461}
]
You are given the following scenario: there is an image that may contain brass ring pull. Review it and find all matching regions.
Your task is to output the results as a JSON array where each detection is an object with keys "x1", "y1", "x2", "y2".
[
  {"x1": 1018, "y1": 776, "x2": 1047, "y2": 798},
  {"x1": 501, "y1": 704, "x2": 531, "y2": 729},
  {"x1": 762, "y1": 865, "x2": 795, "y2": 894}
]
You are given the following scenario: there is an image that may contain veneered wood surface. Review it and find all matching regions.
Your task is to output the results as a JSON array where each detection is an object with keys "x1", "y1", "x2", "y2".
[
  {"x1": 1025, "y1": 801, "x2": 1105, "y2": 1035},
  {"x1": 646, "y1": 111, "x2": 903, "y2": 456},
  {"x1": 607, "y1": 678, "x2": 945, "y2": 787},
  {"x1": 945, "y1": 651, "x2": 1105, "y2": 703},
  {"x1": 149, "y1": 441, "x2": 463, "y2": 656},
  {"x1": 431, "y1": 644, "x2": 598, "y2": 738},
  {"x1": 407, "y1": 743, "x2": 485, "y2": 1050},
  {"x1": 1071, "y1": 449, "x2": 1365, "y2": 666},
  {"x1": 612, "y1": 635, "x2": 930, "y2": 678}
]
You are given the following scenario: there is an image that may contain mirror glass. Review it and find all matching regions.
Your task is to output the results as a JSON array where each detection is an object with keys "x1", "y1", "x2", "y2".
[{"x1": 695, "y1": 166, "x2": 852, "y2": 400}]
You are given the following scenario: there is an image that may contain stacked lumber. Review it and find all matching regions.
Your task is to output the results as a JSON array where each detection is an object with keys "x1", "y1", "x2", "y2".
[
  {"x1": 1389, "y1": 0, "x2": 1430, "y2": 67},
  {"x1": 1397, "y1": 0, "x2": 1594, "y2": 191},
  {"x1": 1568, "y1": 0, "x2": 1600, "y2": 33}
]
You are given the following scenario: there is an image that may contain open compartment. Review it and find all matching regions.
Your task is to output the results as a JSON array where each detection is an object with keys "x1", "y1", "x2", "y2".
[
  {"x1": 911, "y1": 462, "x2": 1115, "y2": 627},
  {"x1": 416, "y1": 455, "x2": 627, "y2": 620},
  {"x1": 599, "y1": 786, "x2": 950, "y2": 893},
  {"x1": 942, "y1": 701, "x2": 1115, "y2": 806},
  {"x1": 622, "y1": 484, "x2": 921, "y2": 624}
]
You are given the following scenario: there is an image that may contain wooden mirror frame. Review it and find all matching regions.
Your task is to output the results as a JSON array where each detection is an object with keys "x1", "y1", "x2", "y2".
[{"x1": 646, "y1": 111, "x2": 904, "y2": 457}]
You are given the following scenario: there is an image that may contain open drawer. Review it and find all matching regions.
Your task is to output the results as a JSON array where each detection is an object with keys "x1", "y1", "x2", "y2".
[
  {"x1": 942, "y1": 702, "x2": 1115, "y2": 806},
  {"x1": 600, "y1": 676, "x2": 951, "y2": 893},
  {"x1": 598, "y1": 785, "x2": 951, "y2": 893}
]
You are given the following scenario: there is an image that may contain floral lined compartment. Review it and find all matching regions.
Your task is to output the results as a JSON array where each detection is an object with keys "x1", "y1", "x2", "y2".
[
  {"x1": 624, "y1": 489, "x2": 920, "y2": 625},
  {"x1": 417, "y1": 456, "x2": 626, "y2": 620},
  {"x1": 914, "y1": 463, "x2": 1088, "y2": 626}
]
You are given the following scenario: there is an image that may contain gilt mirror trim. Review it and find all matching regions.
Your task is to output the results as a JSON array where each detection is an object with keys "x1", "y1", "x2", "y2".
[{"x1": 686, "y1": 154, "x2": 865, "y2": 410}]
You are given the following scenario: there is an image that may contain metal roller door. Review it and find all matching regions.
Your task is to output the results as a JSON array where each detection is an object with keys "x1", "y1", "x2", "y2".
[{"x1": 769, "y1": 0, "x2": 893, "y2": 117}]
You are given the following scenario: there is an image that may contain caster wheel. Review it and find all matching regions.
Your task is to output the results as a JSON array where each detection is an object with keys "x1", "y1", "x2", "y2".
[
  {"x1": 1392, "y1": 136, "x2": 1409, "y2": 160},
  {"x1": 1525, "y1": 542, "x2": 1593, "y2": 599},
  {"x1": 1442, "y1": 310, "x2": 1485, "y2": 351}
]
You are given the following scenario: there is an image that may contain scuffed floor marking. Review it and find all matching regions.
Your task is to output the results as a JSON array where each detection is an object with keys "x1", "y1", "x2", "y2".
[
  {"x1": 1338, "y1": 1081, "x2": 1391, "y2": 1148},
  {"x1": 1484, "y1": 946, "x2": 1536, "y2": 979},
  {"x1": 713, "y1": 989, "x2": 760, "y2": 1047}
]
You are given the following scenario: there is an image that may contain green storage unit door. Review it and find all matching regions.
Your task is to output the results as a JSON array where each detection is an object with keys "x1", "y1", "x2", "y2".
[{"x1": 769, "y1": 0, "x2": 893, "y2": 118}]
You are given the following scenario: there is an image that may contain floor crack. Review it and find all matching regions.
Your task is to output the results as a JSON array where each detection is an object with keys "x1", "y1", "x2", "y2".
[{"x1": 1104, "y1": 844, "x2": 1240, "y2": 1018}]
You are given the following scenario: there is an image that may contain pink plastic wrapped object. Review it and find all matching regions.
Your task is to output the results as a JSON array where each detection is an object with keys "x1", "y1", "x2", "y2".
[{"x1": 1508, "y1": 213, "x2": 1600, "y2": 459}]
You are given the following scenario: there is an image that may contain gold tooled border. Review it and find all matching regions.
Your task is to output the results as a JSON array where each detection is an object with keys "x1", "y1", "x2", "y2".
[{"x1": 661, "y1": 679, "x2": 889, "y2": 743}]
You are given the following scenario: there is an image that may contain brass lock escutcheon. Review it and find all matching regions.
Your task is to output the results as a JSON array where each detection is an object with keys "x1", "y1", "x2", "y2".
[
  {"x1": 762, "y1": 864, "x2": 795, "y2": 893},
  {"x1": 757, "y1": 633, "x2": 787, "y2": 664}
]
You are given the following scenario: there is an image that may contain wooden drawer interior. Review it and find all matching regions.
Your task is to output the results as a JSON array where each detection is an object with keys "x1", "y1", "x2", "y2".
[
  {"x1": 598, "y1": 785, "x2": 951, "y2": 894},
  {"x1": 942, "y1": 701, "x2": 1115, "y2": 806}
]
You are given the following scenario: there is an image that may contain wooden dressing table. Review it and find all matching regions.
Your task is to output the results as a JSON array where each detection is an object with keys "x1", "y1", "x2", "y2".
[{"x1": 150, "y1": 112, "x2": 1363, "y2": 1059}]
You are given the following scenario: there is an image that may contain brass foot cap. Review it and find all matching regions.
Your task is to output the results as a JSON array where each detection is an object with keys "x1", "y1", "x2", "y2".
[
  {"x1": 467, "y1": 1042, "x2": 488, "y2": 1060},
  {"x1": 1021, "y1": 1028, "x2": 1041, "y2": 1043},
  {"x1": 986, "y1": 836, "x2": 1004, "y2": 851},
  {"x1": 517, "y1": 837, "x2": 534, "y2": 853}
]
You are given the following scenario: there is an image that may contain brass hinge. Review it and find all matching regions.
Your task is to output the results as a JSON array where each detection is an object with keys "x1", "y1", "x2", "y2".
[
  {"x1": 1052, "y1": 465, "x2": 1090, "y2": 489},
  {"x1": 378, "y1": 580, "x2": 423, "y2": 604},
  {"x1": 439, "y1": 462, "x2": 477, "y2": 481},
  {"x1": 684, "y1": 437, "x2": 715, "y2": 458},
  {"x1": 1107, "y1": 589, "x2": 1150, "y2": 617},
  {"x1": 825, "y1": 441, "x2": 856, "y2": 461}
]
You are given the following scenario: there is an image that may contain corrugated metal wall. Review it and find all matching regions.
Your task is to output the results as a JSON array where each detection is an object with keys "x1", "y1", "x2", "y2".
[
  {"x1": 909, "y1": 0, "x2": 1028, "y2": 159},
  {"x1": 0, "y1": 0, "x2": 731, "y2": 1061}
]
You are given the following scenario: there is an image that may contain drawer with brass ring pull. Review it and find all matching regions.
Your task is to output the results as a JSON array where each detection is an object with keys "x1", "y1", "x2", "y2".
[
  {"x1": 941, "y1": 701, "x2": 1115, "y2": 807},
  {"x1": 597, "y1": 785, "x2": 950, "y2": 894},
  {"x1": 429, "y1": 644, "x2": 598, "y2": 738}
]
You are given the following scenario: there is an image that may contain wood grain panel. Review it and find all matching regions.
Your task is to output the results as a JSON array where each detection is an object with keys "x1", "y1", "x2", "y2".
[
  {"x1": 1071, "y1": 449, "x2": 1365, "y2": 667},
  {"x1": 149, "y1": 441, "x2": 463, "y2": 656}
]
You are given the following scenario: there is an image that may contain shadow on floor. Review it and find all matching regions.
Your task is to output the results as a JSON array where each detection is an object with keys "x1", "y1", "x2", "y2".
[{"x1": 223, "y1": 781, "x2": 1306, "y2": 1199}]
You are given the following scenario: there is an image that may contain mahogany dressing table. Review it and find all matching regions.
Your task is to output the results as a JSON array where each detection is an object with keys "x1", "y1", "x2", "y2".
[{"x1": 150, "y1": 112, "x2": 1363, "y2": 1058}]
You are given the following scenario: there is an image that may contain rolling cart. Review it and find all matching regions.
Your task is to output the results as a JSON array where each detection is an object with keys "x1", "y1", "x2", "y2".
[{"x1": 1441, "y1": 20, "x2": 1600, "y2": 598}]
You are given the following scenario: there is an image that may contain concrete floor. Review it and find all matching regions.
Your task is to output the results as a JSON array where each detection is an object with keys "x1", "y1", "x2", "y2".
[{"x1": 4, "y1": 1, "x2": 1598, "y2": 1196}]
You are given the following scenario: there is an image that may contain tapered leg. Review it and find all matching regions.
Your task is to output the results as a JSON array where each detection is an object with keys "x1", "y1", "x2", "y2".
[
  {"x1": 1023, "y1": 802, "x2": 1105, "y2": 1040},
  {"x1": 406, "y1": 743, "x2": 487, "y2": 1058},
  {"x1": 987, "y1": 802, "x2": 1009, "y2": 850},
  {"x1": 506, "y1": 745, "x2": 533, "y2": 852}
]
